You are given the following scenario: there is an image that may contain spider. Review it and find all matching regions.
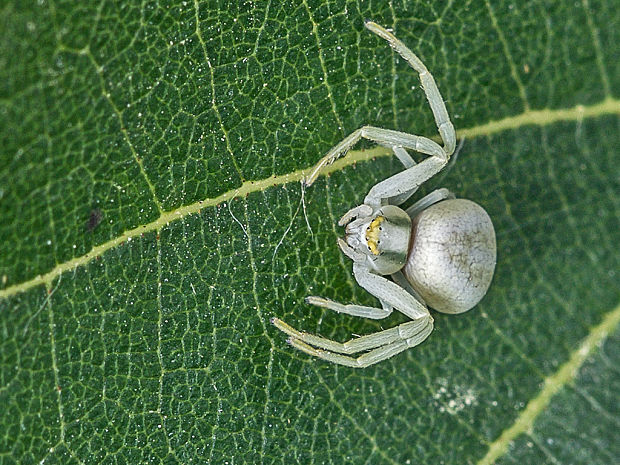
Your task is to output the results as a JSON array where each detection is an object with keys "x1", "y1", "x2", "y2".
[{"x1": 272, "y1": 21, "x2": 496, "y2": 368}]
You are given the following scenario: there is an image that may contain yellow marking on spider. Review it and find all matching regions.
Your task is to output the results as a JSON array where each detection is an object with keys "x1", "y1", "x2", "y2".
[{"x1": 365, "y1": 216, "x2": 385, "y2": 255}]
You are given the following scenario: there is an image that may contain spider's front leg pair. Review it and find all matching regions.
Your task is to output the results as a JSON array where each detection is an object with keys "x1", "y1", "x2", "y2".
[
  {"x1": 303, "y1": 21, "x2": 456, "y2": 207},
  {"x1": 272, "y1": 21, "x2": 457, "y2": 367},
  {"x1": 272, "y1": 262, "x2": 434, "y2": 368}
]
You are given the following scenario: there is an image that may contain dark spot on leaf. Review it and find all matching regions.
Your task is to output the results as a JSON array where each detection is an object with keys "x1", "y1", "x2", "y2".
[{"x1": 86, "y1": 208, "x2": 103, "y2": 232}]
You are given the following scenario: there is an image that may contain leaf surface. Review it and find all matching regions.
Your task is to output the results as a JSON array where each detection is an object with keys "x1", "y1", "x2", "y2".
[{"x1": 1, "y1": 1, "x2": 619, "y2": 464}]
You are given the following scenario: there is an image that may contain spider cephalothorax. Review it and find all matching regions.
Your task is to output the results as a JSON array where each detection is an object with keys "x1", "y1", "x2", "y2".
[{"x1": 341, "y1": 205, "x2": 412, "y2": 275}]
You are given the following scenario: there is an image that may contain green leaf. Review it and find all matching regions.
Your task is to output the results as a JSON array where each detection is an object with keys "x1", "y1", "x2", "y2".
[
  {"x1": 1, "y1": 1, "x2": 619, "y2": 464},
  {"x1": 493, "y1": 327, "x2": 620, "y2": 465}
]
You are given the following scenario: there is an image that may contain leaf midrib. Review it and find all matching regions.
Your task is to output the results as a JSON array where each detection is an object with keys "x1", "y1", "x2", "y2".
[{"x1": 1, "y1": 97, "x2": 618, "y2": 300}]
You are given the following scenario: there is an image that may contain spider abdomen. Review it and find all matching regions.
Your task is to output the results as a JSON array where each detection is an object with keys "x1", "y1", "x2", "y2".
[{"x1": 403, "y1": 199, "x2": 496, "y2": 314}]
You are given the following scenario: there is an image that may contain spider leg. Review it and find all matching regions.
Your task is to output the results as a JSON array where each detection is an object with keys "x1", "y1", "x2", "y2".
[
  {"x1": 352, "y1": 263, "x2": 429, "y2": 321},
  {"x1": 338, "y1": 204, "x2": 373, "y2": 227},
  {"x1": 286, "y1": 319, "x2": 434, "y2": 368},
  {"x1": 391, "y1": 270, "x2": 426, "y2": 304},
  {"x1": 388, "y1": 146, "x2": 418, "y2": 205},
  {"x1": 364, "y1": 152, "x2": 446, "y2": 207},
  {"x1": 337, "y1": 237, "x2": 366, "y2": 262},
  {"x1": 392, "y1": 145, "x2": 416, "y2": 168},
  {"x1": 405, "y1": 188, "x2": 455, "y2": 218},
  {"x1": 365, "y1": 21, "x2": 455, "y2": 156},
  {"x1": 304, "y1": 295, "x2": 392, "y2": 319},
  {"x1": 303, "y1": 22, "x2": 456, "y2": 192},
  {"x1": 272, "y1": 263, "x2": 434, "y2": 366},
  {"x1": 288, "y1": 339, "x2": 408, "y2": 368},
  {"x1": 304, "y1": 127, "x2": 444, "y2": 188},
  {"x1": 272, "y1": 317, "x2": 430, "y2": 355}
]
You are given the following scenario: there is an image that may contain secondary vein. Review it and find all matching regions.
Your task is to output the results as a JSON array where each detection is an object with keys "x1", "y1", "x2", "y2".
[{"x1": 477, "y1": 302, "x2": 620, "y2": 465}]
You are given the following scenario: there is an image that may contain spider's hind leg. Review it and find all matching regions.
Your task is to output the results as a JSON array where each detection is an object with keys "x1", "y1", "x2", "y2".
[{"x1": 405, "y1": 188, "x2": 455, "y2": 218}]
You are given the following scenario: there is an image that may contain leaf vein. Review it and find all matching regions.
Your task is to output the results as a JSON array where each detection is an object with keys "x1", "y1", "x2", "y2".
[
  {"x1": 46, "y1": 280, "x2": 66, "y2": 444},
  {"x1": 302, "y1": 0, "x2": 345, "y2": 134},
  {"x1": 0, "y1": 100, "x2": 618, "y2": 301},
  {"x1": 82, "y1": 45, "x2": 164, "y2": 214},
  {"x1": 314, "y1": 368, "x2": 400, "y2": 465},
  {"x1": 242, "y1": 200, "x2": 275, "y2": 464},
  {"x1": 476, "y1": 302, "x2": 620, "y2": 465},
  {"x1": 483, "y1": 0, "x2": 530, "y2": 111},
  {"x1": 193, "y1": 0, "x2": 245, "y2": 181},
  {"x1": 580, "y1": 0, "x2": 612, "y2": 97}
]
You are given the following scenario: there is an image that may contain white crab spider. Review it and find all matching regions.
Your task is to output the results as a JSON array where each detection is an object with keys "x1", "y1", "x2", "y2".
[{"x1": 272, "y1": 21, "x2": 496, "y2": 368}]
